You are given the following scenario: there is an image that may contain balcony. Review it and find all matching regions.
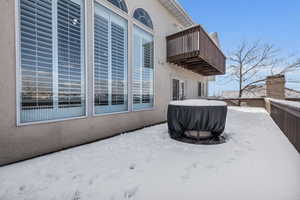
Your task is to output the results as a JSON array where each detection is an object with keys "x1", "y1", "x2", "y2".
[{"x1": 166, "y1": 25, "x2": 226, "y2": 76}]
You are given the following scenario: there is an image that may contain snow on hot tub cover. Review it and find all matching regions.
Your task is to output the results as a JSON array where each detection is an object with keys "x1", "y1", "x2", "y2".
[
  {"x1": 168, "y1": 100, "x2": 228, "y2": 139},
  {"x1": 169, "y1": 99, "x2": 227, "y2": 107}
]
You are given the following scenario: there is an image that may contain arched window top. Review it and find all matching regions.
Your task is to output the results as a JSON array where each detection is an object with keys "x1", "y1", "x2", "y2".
[
  {"x1": 133, "y1": 8, "x2": 153, "y2": 29},
  {"x1": 106, "y1": 0, "x2": 128, "y2": 13}
]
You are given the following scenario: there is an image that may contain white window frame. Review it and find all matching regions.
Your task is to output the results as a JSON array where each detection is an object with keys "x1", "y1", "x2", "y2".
[
  {"x1": 131, "y1": 7, "x2": 156, "y2": 112},
  {"x1": 15, "y1": 0, "x2": 88, "y2": 126},
  {"x1": 131, "y1": 25, "x2": 155, "y2": 112},
  {"x1": 171, "y1": 77, "x2": 185, "y2": 101},
  {"x1": 92, "y1": 1, "x2": 129, "y2": 116},
  {"x1": 92, "y1": 0, "x2": 156, "y2": 116}
]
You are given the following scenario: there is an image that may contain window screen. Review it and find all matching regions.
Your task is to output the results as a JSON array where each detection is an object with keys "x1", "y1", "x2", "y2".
[{"x1": 19, "y1": 0, "x2": 85, "y2": 123}]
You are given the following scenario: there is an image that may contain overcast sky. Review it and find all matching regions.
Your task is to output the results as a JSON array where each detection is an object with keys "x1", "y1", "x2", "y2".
[{"x1": 178, "y1": 0, "x2": 300, "y2": 95}]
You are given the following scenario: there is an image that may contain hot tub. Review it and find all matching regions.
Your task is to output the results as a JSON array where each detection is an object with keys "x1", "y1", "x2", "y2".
[{"x1": 167, "y1": 99, "x2": 227, "y2": 142}]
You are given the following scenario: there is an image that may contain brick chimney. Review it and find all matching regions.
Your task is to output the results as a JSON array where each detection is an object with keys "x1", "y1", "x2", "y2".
[{"x1": 266, "y1": 74, "x2": 285, "y2": 99}]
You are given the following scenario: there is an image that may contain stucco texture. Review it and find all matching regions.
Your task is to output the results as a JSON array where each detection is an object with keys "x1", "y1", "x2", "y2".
[{"x1": 0, "y1": 0, "x2": 207, "y2": 165}]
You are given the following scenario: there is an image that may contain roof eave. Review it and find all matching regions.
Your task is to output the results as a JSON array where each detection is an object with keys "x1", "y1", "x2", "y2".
[{"x1": 158, "y1": 0, "x2": 195, "y2": 27}]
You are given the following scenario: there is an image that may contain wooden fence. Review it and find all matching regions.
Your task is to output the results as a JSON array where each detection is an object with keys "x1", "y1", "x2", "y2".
[
  {"x1": 208, "y1": 97, "x2": 300, "y2": 153},
  {"x1": 270, "y1": 100, "x2": 300, "y2": 153},
  {"x1": 208, "y1": 98, "x2": 300, "y2": 152}
]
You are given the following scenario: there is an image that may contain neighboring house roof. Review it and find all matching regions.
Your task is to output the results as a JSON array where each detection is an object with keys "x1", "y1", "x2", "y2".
[
  {"x1": 158, "y1": 0, "x2": 195, "y2": 27},
  {"x1": 286, "y1": 88, "x2": 300, "y2": 98},
  {"x1": 209, "y1": 32, "x2": 221, "y2": 48},
  {"x1": 221, "y1": 85, "x2": 300, "y2": 98}
]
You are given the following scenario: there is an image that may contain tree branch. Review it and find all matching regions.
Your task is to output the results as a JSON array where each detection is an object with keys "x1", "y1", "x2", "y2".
[{"x1": 241, "y1": 78, "x2": 267, "y2": 92}]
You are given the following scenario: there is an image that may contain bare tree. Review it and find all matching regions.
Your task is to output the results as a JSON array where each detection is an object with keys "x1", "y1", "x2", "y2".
[
  {"x1": 227, "y1": 41, "x2": 300, "y2": 102},
  {"x1": 275, "y1": 58, "x2": 300, "y2": 74}
]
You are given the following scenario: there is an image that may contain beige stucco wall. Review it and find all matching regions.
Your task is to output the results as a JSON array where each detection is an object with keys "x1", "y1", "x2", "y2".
[{"x1": 0, "y1": 0, "x2": 208, "y2": 165}]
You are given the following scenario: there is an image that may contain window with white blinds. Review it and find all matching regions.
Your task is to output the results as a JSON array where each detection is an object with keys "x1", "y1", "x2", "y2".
[
  {"x1": 94, "y1": 3, "x2": 128, "y2": 114},
  {"x1": 19, "y1": 0, "x2": 85, "y2": 124},
  {"x1": 133, "y1": 26, "x2": 154, "y2": 110}
]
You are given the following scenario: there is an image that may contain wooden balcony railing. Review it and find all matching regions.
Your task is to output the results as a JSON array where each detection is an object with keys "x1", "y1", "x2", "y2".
[
  {"x1": 166, "y1": 25, "x2": 226, "y2": 76},
  {"x1": 270, "y1": 100, "x2": 300, "y2": 153},
  {"x1": 207, "y1": 97, "x2": 300, "y2": 153}
]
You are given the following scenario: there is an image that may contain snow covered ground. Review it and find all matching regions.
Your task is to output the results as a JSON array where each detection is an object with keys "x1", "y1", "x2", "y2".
[{"x1": 0, "y1": 107, "x2": 300, "y2": 200}]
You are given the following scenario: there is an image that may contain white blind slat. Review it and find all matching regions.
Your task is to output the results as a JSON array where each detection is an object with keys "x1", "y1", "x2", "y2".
[
  {"x1": 94, "y1": 14, "x2": 109, "y2": 106},
  {"x1": 20, "y1": 0, "x2": 53, "y2": 110},
  {"x1": 111, "y1": 22, "x2": 125, "y2": 105},
  {"x1": 57, "y1": 0, "x2": 83, "y2": 107}
]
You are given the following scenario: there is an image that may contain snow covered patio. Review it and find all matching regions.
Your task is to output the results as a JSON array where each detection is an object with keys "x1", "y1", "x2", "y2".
[{"x1": 0, "y1": 107, "x2": 300, "y2": 200}]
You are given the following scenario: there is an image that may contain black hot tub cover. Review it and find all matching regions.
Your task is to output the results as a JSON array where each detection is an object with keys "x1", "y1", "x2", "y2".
[{"x1": 167, "y1": 100, "x2": 228, "y2": 140}]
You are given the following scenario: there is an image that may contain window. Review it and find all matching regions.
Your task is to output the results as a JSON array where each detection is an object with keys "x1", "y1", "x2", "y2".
[
  {"x1": 133, "y1": 8, "x2": 153, "y2": 29},
  {"x1": 198, "y1": 82, "x2": 202, "y2": 96},
  {"x1": 106, "y1": 0, "x2": 128, "y2": 13},
  {"x1": 94, "y1": 3, "x2": 128, "y2": 114},
  {"x1": 198, "y1": 82, "x2": 204, "y2": 97},
  {"x1": 172, "y1": 79, "x2": 185, "y2": 100},
  {"x1": 172, "y1": 79, "x2": 180, "y2": 101},
  {"x1": 133, "y1": 26, "x2": 154, "y2": 110},
  {"x1": 181, "y1": 81, "x2": 185, "y2": 100},
  {"x1": 18, "y1": 0, "x2": 85, "y2": 124}
]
